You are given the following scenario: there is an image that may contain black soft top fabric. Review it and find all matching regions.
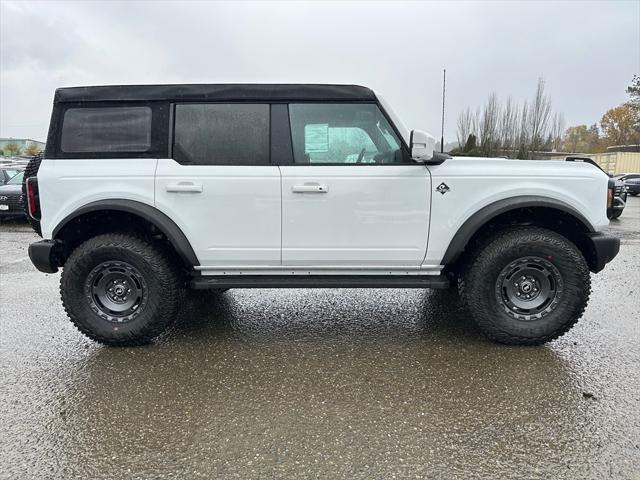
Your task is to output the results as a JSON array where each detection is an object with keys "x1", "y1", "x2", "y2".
[{"x1": 54, "y1": 84, "x2": 377, "y2": 103}]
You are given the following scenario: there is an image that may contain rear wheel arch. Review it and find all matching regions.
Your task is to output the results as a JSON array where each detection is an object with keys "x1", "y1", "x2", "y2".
[
  {"x1": 52, "y1": 199, "x2": 199, "y2": 269},
  {"x1": 442, "y1": 196, "x2": 597, "y2": 271}
]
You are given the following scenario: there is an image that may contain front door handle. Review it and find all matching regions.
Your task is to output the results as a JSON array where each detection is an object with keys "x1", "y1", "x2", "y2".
[
  {"x1": 166, "y1": 182, "x2": 203, "y2": 193},
  {"x1": 292, "y1": 183, "x2": 329, "y2": 193}
]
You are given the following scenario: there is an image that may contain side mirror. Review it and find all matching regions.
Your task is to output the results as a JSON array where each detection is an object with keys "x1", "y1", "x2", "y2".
[{"x1": 410, "y1": 129, "x2": 436, "y2": 162}]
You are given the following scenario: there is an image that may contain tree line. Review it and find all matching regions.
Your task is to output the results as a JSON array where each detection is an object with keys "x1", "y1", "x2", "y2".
[
  {"x1": 0, "y1": 142, "x2": 42, "y2": 157},
  {"x1": 452, "y1": 75, "x2": 640, "y2": 158}
]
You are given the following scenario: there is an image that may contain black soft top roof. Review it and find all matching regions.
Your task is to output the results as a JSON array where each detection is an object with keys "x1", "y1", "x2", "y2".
[{"x1": 54, "y1": 84, "x2": 377, "y2": 103}]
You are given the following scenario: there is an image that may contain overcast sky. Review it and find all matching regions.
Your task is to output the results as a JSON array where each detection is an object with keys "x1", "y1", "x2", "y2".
[{"x1": 1, "y1": 0, "x2": 638, "y2": 143}]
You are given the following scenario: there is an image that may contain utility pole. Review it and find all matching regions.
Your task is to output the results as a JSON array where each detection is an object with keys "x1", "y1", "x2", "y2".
[{"x1": 441, "y1": 68, "x2": 446, "y2": 153}]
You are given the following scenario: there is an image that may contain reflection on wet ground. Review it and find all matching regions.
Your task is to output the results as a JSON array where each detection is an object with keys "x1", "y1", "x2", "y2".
[{"x1": 1, "y1": 198, "x2": 639, "y2": 479}]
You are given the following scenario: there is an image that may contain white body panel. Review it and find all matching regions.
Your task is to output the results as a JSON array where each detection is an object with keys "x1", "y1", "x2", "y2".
[
  {"x1": 37, "y1": 159, "x2": 158, "y2": 239},
  {"x1": 279, "y1": 165, "x2": 431, "y2": 267},
  {"x1": 154, "y1": 159, "x2": 281, "y2": 266},
  {"x1": 38, "y1": 157, "x2": 609, "y2": 276},
  {"x1": 423, "y1": 158, "x2": 610, "y2": 267}
]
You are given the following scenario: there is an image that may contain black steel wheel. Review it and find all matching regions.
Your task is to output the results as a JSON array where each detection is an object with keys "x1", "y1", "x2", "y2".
[
  {"x1": 496, "y1": 256, "x2": 563, "y2": 321},
  {"x1": 61, "y1": 233, "x2": 183, "y2": 346},
  {"x1": 85, "y1": 261, "x2": 148, "y2": 323},
  {"x1": 461, "y1": 227, "x2": 590, "y2": 345}
]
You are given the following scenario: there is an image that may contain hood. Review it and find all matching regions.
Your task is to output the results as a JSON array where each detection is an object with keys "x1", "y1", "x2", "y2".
[
  {"x1": 447, "y1": 156, "x2": 608, "y2": 178},
  {"x1": 0, "y1": 183, "x2": 21, "y2": 195}
]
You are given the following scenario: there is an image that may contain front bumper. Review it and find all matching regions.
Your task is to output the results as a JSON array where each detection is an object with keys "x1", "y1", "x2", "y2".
[
  {"x1": 607, "y1": 196, "x2": 626, "y2": 218},
  {"x1": 0, "y1": 195, "x2": 25, "y2": 217},
  {"x1": 0, "y1": 211, "x2": 26, "y2": 218},
  {"x1": 28, "y1": 240, "x2": 60, "y2": 273},
  {"x1": 585, "y1": 232, "x2": 620, "y2": 273}
]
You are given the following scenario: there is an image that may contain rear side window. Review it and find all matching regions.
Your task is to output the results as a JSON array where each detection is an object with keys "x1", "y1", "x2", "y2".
[
  {"x1": 173, "y1": 104, "x2": 269, "y2": 165},
  {"x1": 60, "y1": 107, "x2": 152, "y2": 153}
]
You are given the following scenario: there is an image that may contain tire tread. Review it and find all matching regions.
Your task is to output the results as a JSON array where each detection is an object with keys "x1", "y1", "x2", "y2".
[
  {"x1": 462, "y1": 226, "x2": 591, "y2": 345},
  {"x1": 60, "y1": 233, "x2": 182, "y2": 346}
]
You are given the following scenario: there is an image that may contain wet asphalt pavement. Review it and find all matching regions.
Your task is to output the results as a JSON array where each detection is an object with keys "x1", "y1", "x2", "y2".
[{"x1": 1, "y1": 200, "x2": 639, "y2": 480}]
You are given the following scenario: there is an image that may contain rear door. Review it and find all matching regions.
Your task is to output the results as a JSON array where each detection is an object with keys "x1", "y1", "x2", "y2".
[
  {"x1": 155, "y1": 103, "x2": 281, "y2": 268},
  {"x1": 278, "y1": 103, "x2": 431, "y2": 268}
]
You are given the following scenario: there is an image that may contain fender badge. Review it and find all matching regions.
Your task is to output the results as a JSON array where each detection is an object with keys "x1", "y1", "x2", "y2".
[{"x1": 436, "y1": 182, "x2": 450, "y2": 195}]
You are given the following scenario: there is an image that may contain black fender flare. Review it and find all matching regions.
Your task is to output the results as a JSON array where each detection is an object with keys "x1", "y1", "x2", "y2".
[
  {"x1": 52, "y1": 199, "x2": 199, "y2": 267},
  {"x1": 440, "y1": 195, "x2": 596, "y2": 266}
]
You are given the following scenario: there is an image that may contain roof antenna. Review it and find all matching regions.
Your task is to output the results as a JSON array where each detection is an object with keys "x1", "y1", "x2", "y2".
[{"x1": 440, "y1": 68, "x2": 446, "y2": 153}]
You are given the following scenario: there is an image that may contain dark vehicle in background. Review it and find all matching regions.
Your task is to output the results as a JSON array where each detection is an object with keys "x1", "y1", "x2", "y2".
[
  {"x1": 0, "y1": 171, "x2": 26, "y2": 222},
  {"x1": 619, "y1": 173, "x2": 640, "y2": 196},
  {"x1": 608, "y1": 175, "x2": 627, "y2": 220}
]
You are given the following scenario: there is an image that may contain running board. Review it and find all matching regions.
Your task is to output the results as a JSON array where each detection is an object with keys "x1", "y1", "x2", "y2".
[{"x1": 191, "y1": 275, "x2": 450, "y2": 290}]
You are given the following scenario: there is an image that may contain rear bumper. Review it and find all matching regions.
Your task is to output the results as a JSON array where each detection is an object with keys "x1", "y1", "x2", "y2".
[
  {"x1": 28, "y1": 240, "x2": 59, "y2": 273},
  {"x1": 586, "y1": 233, "x2": 620, "y2": 273}
]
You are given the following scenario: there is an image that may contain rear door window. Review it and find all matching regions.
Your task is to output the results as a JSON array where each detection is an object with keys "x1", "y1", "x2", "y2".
[
  {"x1": 173, "y1": 104, "x2": 269, "y2": 165},
  {"x1": 60, "y1": 106, "x2": 152, "y2": 153}
]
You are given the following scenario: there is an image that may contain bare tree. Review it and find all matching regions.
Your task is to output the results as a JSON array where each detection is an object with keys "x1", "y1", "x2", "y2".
[
  {"x1": 550, "y1": 112, "x2": 565, "y2": 152},
  {"x1": 478, "y1": 93, "x2": 500, "y2": 157},
  {"x1": 499, "y1": 96, "x2": 520, "y2": 156},
  {"x1": 452, "y1": 76, "x2": 563, "y2": 159},
  {"x1": 456, "y1": 107, "x2": 475, "y2": 147},
  {"x1": 517, "y1": 100, "x2": 530, "y2": 158},
  {"x1": 527, "y1": 78, "x2": 553, "y2": 156}
]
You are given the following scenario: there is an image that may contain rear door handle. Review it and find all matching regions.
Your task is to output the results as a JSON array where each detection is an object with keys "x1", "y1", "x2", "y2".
[
  {"x1": 292, "y1": 183, "x2": 329, "y2": 193},
  {"x1": 166, "y1": 183, "x2": 203, "y2": 193}
]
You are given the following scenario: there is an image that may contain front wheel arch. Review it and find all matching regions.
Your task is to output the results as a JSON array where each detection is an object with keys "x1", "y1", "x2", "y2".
[{"x1": 441, "y1": 197, "x2": 598, "y2": 272}]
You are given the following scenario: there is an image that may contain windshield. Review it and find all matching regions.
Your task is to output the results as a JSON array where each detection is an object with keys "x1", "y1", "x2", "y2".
[
  {"x1": 7, "y1": 171, "x2": 24, "y2": 185},
  {"x1": 375, "y1": 93, "x2": 410, "y2": 146}
]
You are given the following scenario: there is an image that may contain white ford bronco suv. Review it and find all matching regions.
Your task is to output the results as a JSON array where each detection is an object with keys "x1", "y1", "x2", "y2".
[{"x1": 26, "y1": 84, "x2": 620, "y2": 346}]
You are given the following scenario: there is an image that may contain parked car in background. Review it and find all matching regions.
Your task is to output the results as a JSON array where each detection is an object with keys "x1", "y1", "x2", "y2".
[
  {"x1": 619, "y1": 173, "x2": 640, "y2": 196},
  {"x1": 0, "y1": 171, "x2": 26, "y2": 221},
  {"x1": 1, "y1": 167, "x2": 23, "y2": 186},
  {"x1": 609, "y1": 175, "x2": 628, "y2": 219}
]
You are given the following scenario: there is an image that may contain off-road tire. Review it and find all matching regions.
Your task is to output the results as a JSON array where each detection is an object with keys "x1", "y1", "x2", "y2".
[
  {"x1": 61, "y1": 233, "x2": 183, "y2": 346},
  {"x1": 21, "y1": 152, "x2": 44, "y2": 236},
  {"x1": 461, "y1": 227, "x2": 590, "y2": 345},
  {"x1": 610, "y1": 211, "x2": 622, "y2": 220}
]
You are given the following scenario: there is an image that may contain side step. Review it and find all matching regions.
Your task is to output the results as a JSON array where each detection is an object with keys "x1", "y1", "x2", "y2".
[{"x1": 191, "y1": 275, "x2": 450, "y2": 290}]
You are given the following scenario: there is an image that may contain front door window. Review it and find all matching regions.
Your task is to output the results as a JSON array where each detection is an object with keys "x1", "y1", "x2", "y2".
[{"x1": 289, "y1": 103, "x2": 404, "y2": 164}]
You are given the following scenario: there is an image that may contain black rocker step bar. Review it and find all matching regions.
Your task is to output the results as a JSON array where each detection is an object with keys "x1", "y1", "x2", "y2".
[{"x1": 191, "y1": 275, "x2": 450, "y2": 290}]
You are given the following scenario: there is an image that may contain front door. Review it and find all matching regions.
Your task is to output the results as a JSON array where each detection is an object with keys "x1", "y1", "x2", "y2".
[{"x1": 280, "y1": 103, "x2": 431, "y2": 268}]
